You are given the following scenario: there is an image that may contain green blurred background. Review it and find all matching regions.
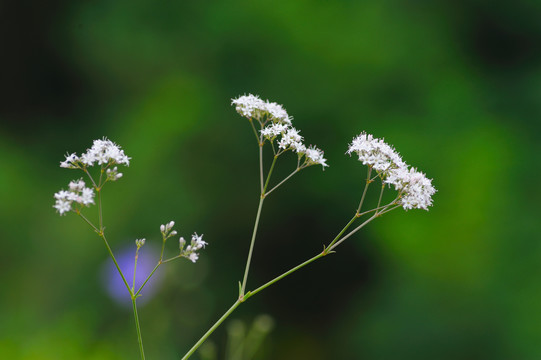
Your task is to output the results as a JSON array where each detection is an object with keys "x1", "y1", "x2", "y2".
[{"x1": 1, "y1": 0, "x2": 540, "y2": 359}]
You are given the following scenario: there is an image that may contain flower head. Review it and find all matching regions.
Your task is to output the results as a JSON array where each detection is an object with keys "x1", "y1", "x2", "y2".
[
  {"x1": 304, "y1": 146, "x2": 328, "y2": 169},
  {"x1": 232, "y1": 94, "x2": 292, "y2": 125},
  {"x1": 60, "y1": 153, "x2": 80, "y2": 169},
  {"x1": 346, "y1": 132, "x2": 405, "y2": 174},
  {"x1": 53, "y1": 179, "x2": 95, "y2": 215},
  {"x1": 385, "y1": 167, "x2": 436, "y2": 210},
  {"x1": 180, "y1": 233, "x2": 207, "y2": 263},
  {"x1": 347, "y1": 132, "x2": 436, "y2": 210},
  {"x1": 80, "y1": 138, "x2": 130, "y2": 167}
]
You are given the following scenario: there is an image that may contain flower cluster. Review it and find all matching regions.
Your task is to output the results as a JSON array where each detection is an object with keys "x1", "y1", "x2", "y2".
[
  {"x1": 233, "y1": 94, "x2": 328, "y2": 169},
  {"x1": 346, "y1": 132, "x2": 405, "y2": 173},
  {"x1": 347, "y1": 132, "x2": 436, "y2": 210},
  {"x1": 179, "y1": 233, "x2": 207, "y2": 263},
  {"x1": 54, "y1": 138, "x2": 130, "y2": 216},
  {"x1": 53, "y1": 179, "x2": 95, "y2": 215},
  {"x1": 160, "y1": 222, "x2": 207, "y2": 263},
  {"x1": 232, "y1": 94, "x2": 291, "y2": 125},
  {"x1": 60, "y1": 137, "x2": 130, "y2": 170}
]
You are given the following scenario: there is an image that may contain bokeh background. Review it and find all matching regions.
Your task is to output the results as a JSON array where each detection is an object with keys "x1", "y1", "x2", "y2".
[{"x1": 1, "y1": 0, "x2": 540, "y2": 359}]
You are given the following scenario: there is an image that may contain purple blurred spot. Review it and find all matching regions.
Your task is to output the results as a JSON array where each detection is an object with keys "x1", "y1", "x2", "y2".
[{"x1": 102, "y1": 245, "x2": 164, "y2": 307}]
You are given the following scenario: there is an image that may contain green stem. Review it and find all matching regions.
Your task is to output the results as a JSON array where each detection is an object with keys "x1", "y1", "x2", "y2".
[
  {"x1": 162, "y1": 254, "x2": 182, "y2": 264},
  {"x1": 135, "y1": 263, "x2": 160, "y2": 296},
  {"x1": 376, "y1": 182, "x2": 385, "y2": 214},
  {"x1": 264, "y1": 167, "x2": 298, "y2": 197},
  {"x1": 77, "y1": 212, "x2": 99, "y2": 234},
  {"x1": 240, "y1": 154, "x2": 278, "y2": 297},
  {"x1": 377, "y1": 203, "x2": 401, "y2": 216},
  {"x1": 240, "y1": 196, "x2": 265, "y2": 297},
  {"x1": 262, "y1": 156, "x2": 278, "y2": 194},
  {"x1": 246, "y1": 251, "x2": 326, "y2": 299},
  {"x1": 133, "y1": 248, "x2": 139, "y2": 292},
  {"x1": 324, "y1": 214, "x2": 358, "y2": 251},
  {"x1": 132, "y1": 297, "x2": 146, "y2": 360},
  {"x1": 259, "y1": 144, "x2": 264, "y2": 193},
  {"x1": 160, "y1": 239, "x2": 166, "y2": 262},
  {"x1": 249, "y1": 119, "x2": 261, "y2": 145},
  {"x1": 328, "y1": 214, "x2": 378, "y2": 251},
  {"x1": 357, "y1": 167, "x2": 372, "y2": 213},
  {"x1": 181, "y1": 300, "x2": 242, "y2": 360},
  {"x1": 101, "y1": 233, "x2": 132, "y2": 294}
]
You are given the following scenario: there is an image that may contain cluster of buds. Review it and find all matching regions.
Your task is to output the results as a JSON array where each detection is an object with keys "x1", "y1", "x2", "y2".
[
  {"x1": 160, "y1": 221, "x2": 178, "y2": 239},
  {"x1": 53, "y1": 179, "x2": 95, "y2": 215},
  {"x1": 106, "y1": 167, "x2": 123, "y2": 181},
  {"x1": 135, "y1": 238, "x2": 146, "y2": 248},
  {"x1": 179, "y1": 233, "x2": 207, "y2": 263}
]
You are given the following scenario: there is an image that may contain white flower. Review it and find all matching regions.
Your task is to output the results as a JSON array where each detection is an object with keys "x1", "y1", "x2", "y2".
[
  {"x1": 188, "y1": 253, "x2": 199, "y2": 263},
  {"x1": 386, "y1": 167, "x2": 436, "y2": 211},
  {"x1": 290, "y1": 141, "x2": 306, "y2": 154},
  {"x1": 191, "y1": 233, "x2": 207, "y2": 250},
  {"x1": 80, "y1": 138, "x2": 130, "y2": 167},
  {"x1": 80, "y1": 187, "x2": 95, "y2": 205},
  {"x1": 347, "y1": 132, "x2": 436, "y2": 210},
  {"x1": 232, "y1": 94, "x2": 292, "y2": 125},
  {"x1": 261, "y1": 123, "x2": 289, "y2": 139},
  {"x1": 278, "y1": 127, "x2": 304, "y2": 150},
  {"x1": 265, "y1": 101, "x2": 292, "y2": 125},
  {"x1": 235, "y1": 93, "x2": 327, "y2": 168},
  {"x1": 346, "y1": 132, "x2": 405, "y2": 174},
  {"x1": 180, "y1": 233, "x2": 207, "y2": 263},
  {"x1": 53, "y1": 199, "x2": 72, "y2": 215},
  {"x1": 232, "y1": 94, "x2": 268, "y2": 120},
  {"x1": 69, "y1": 179, "x2": 85, "y2": 192},
  {"x1": 60, "y1": 153, "x2": 80, "y2": 169},
  {"x1": 304, "y1": 146, "x2": 328, "y2": 169},
  {"x1": 53, "y1": 179, "x2": 95, "y2": 215}
]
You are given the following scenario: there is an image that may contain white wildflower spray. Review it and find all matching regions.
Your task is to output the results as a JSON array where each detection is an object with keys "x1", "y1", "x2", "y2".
[
  {"x1": 233, "y1": 93, "x2": 328, "y2": 173},
  {"x1": 347, "y1": 132, "x2": 436, "y2": 210},
  {"x1": 53, "y1": 96, "x2": 436, "y2": 360}
]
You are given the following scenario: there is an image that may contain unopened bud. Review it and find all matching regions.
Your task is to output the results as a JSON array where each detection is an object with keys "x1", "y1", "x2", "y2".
[{"x1": 179, "y1": 237, "x2": 186, "y2": 250}]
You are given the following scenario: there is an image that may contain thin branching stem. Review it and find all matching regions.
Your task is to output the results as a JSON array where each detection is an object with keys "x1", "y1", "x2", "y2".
[
  {"x1": 259, "y1": 144, "x2": 264, "y2": 193},
  {"x1": 135, "y1": 263, "x2": 160, "y2": 297},
  {"x1": 324, "y1": 214, "x2": 358, "y2": 251},
  {"x1": 376, "y1": 182, "x2": 385, "y2": 214},
  {"x1": 357, "y1": 166, "x2": 373, "y2": 213},
  {"x1": 132, "y1": 248, "x2": 139, "y2": 292},
  {"x1": 132, "y1": 297, "x2": 145, "y2": 360},
  {"x1": 181, "y1": 300, "x2": 242, "y2": 360},
  {"x1": 100, "y1": 232, "x2": 132, "y2": 294},
  {"x1": 264, "y1": 168, "x2": 298, "y2": 197},
  {"x1": 240, "y1": 196, "x2": 265, "y2": 297},
  {"x1": 328, "y1": 213, "x2": 379, "y2": 251},
  {"x1": 77, "y1": 212, "x2": 99, "y2": 234},
  {"x1": 248, "y1": 119, "x2": 260, "y2": 145}
]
